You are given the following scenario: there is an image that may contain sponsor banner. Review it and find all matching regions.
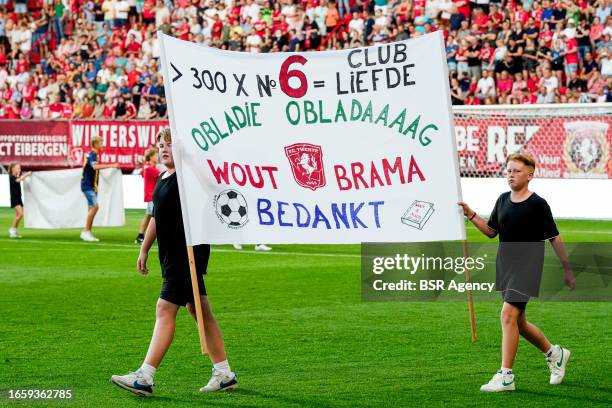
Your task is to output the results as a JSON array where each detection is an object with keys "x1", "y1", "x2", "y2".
[
  {"x1": 0, "y1": 120, "x2": 169, "y2": 169},
  {"x1": 455, "y1": 116, "x2": 612, "y2": 178},
  {"x1": 159, "y1": 32, "x2": 465, "y2": 244},
  {"x1": 0, "y1": 121, "x2": 70, "y2": 167},
  {"x1": 68, "y1": 121, "x2": 168, "y2": 168}
]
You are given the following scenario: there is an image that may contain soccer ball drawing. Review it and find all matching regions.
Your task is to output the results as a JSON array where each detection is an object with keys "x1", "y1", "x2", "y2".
[{"x1": 214, "y1": 189, "x2": 249, "y2": 228}]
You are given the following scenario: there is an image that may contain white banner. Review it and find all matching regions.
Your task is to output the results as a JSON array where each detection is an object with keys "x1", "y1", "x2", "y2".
[
  {"x1": 23, "y1": 168, "x2": 125, "y2": 229},
  {"x1": 159, "y1": 31, "x2": 464, "y2": 244}
]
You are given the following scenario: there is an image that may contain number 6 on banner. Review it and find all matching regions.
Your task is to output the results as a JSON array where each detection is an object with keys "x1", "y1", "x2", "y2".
[{"x1": 279, "y1": 55, "x2": 308, "y2": 98}]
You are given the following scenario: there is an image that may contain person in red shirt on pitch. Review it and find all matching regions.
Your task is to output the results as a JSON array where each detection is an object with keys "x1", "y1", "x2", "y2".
[{"x1": 135, "y1": 147, "x2": 161, "y2": 244}]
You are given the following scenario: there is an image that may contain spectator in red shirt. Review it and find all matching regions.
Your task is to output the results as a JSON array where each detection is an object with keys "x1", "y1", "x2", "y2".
[
  {"x1": 124, "y1": 94, "x2": 137, "y2": 119},
  {"x1": 489, "y1": 4, "x2": 503, "y2": 28},
  {"x1": 125, "y1": 33, "x2": 142, "y2": 57},
  {"x1": 472, "y1": 7, "x2": 489, "y2": 31},
  {"x1": 5, "y1": 100, "x2": 20, "y2": 119},
  {"x1": 464, "y1": 92, "x2": 482, "y2": 105},
  {"x1": 562, "y1": 33, "x2": 579, "y2": 81},
  {"x1": 453, "y1": 0, "x2": 470, "y2": 20},
  {"x1": 211, "y1": 14, "x2": 224, "y2": 42},
  {"x1": 177, "y1": 17, "x2": 191, "y2": 41},
  {"x1": 48, "y1": 95, "x2": 64, "y2": 119},
  {"x1": 62, "y1": 95, "x2": 75, "y2": 119},
  {"x1": 496, "y1": 70, "x2": 514, "y2": 99},
  {"x1": 102, "y1": 97, "x2": 116, "y2": 119}
]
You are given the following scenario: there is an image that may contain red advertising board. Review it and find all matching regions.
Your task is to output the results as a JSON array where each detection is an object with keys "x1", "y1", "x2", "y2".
[
  {"x1": 68, "y1": 121, "x2": 168, "y2": 168},
  {"x1": 454, "y1": 115, "x2": 612, "y2": 178},
  {"x1": 0, "y1": 120, "x2": 169, "y2": 170},
  {"x1": 0, "y1": 121, "x2": 71, "y2": 167},
  {"x1": 1, "y1": 117, "x2": 611, "y2": 178}
]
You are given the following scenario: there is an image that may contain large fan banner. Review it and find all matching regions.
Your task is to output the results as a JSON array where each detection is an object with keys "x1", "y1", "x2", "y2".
[{"x1": 159, "y1": 31, "x2": 465, "y2": 245}]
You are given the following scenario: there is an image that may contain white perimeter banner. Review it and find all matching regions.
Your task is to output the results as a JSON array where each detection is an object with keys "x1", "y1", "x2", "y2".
[
  {"x1": 23, "y1": 168, "x2": 125, "y2": 229},
  {"x1": 159, "y1": 31, "x2": 465, "y2": 245}
]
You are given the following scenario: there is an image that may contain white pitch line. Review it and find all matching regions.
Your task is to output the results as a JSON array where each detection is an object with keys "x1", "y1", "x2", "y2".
[{"x1": 0, "y1": 239, "x2": 360, "y2": 258}]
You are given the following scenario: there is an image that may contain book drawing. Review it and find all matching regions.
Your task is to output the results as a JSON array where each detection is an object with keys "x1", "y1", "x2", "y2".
[{"x1": 401, "y1": 200, "x2": 434, "y2": 230}]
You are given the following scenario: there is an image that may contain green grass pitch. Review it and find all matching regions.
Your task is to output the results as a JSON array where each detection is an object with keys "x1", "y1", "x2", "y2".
[{"x1": 0, "y1": 208, "x2": 611, "y2": 407}]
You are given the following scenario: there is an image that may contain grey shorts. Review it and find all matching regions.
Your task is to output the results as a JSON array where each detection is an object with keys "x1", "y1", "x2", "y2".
[{"x1": 145, "y1": 201, "x2": 154, "y2": 216}]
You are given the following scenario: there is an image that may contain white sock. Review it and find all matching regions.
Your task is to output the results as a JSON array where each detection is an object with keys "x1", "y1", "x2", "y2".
[
  {"x1": 500, "y1": 367, "x2": 513, "y2": 375},
  {"x1": 138, "y1": 363, "x2": 157, "y2": 382},
  {"x1": 213, "y1": 360, "x2": 231, "y2": 375},
  {"x1": 545, "y1": 344, "x2": 559, "y2": 358}
]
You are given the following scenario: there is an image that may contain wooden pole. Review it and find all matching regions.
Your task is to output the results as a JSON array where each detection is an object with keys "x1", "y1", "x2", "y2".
[
  {"x1": 462, "y1": 240, "x2": 477, "y2": 343},
  {"x1": 187, "y1": 245, "x2": 208, "y2": 354}
]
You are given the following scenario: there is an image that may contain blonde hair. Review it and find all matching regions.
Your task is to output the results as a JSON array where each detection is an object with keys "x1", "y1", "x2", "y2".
[
  {"x1": 506, "y1": 153, "x2": 536, "y2": 173},
  {"x1": 156, "y1": 127, "x2": 172, "y2": 144},
  {"x1": 91, "y1": 135, "x2": 102, "y2": 148},
  {"x1": 7, "y1": 162, "x2": 19, "y2": 176}
]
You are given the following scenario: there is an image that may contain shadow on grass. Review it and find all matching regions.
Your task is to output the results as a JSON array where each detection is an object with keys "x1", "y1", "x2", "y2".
[
  {"x1": 516, "y1": 386, "x2": 612, "y2": 405},
  {"x1": 108, "y1": 387, "x2": 337, "y2": 408},
  {"x1": 202, "y1": 388, "x2": 337, "y2": 408}
]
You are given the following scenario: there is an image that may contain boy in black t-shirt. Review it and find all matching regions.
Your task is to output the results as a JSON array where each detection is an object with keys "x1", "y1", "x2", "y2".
[
  {"x1": 459, "y1": 153, "x2": 576, "y2": 393},
  {"x1": 111, "y1": 128, "x2": 237, "y2": 397}
]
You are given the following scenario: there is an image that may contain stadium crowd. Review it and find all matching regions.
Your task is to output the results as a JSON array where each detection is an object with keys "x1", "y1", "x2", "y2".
[{"x1": 0, "y1": 0, "x2": 610, "y2": 119}]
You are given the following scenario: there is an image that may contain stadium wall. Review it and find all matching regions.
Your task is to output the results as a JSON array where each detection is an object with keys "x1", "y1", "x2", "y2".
[{"x1": 1, "y1": 174, "x2": 611, "y2": 220}]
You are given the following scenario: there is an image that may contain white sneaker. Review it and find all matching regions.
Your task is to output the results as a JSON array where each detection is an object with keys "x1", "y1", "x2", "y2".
[
  {"x1": 110, "y1": 371, "x2": 154, "y2": 397},
  {"x1": 254, "y1": 244, "x2": 271, "y2": 251},
  {"x1": 233, "y1": 244, "x2": 243, "y2": 250},
  {"x1": 480, "y1": 371, "x2": 515, "y2": 392},
  {"x1": 200, "y1": 368, "x2": 238, "y2": 392},
  {"x1": 80, "y1": 231, "x2": 99, "y2": 242},
  {"x1": 547, "y1": 345, "x2": 571, "y2": 385},
  {"x1": 8, "y1": 228, "x2": 20, "y2": 238}
]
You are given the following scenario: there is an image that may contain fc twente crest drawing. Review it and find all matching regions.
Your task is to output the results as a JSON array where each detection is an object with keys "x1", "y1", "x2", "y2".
[{"x1": 284, "y1": 143, "x2": 326, "y2": 191}]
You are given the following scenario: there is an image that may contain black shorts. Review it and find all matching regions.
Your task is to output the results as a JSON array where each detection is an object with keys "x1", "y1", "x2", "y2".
[
  {"x1": 502, "y1": 290, "x2": 529, "y2": 311},
  {"x1": 10, "y1": 197, "x2": 23, "y2": 208},
  {"x1": 160, "y1": 273, "x2": 206, "y2": 306}
]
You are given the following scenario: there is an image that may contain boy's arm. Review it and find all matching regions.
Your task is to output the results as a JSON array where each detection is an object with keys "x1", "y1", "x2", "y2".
[
  {"x1": 137, "y1": 217, "x2": 157, "y2": 275},
  {"x1": 92, "y1": 163, "x2": 119, "y2": 170},
  {"x1": 458, "y1": 201, "x2": 498, "y2": 238},
  {"x1": 16, "y1": 171, "x2": 33, "y2": 182},
  {"x1": 549, "y1": 235, "x2": 576, "y2": 290}
]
